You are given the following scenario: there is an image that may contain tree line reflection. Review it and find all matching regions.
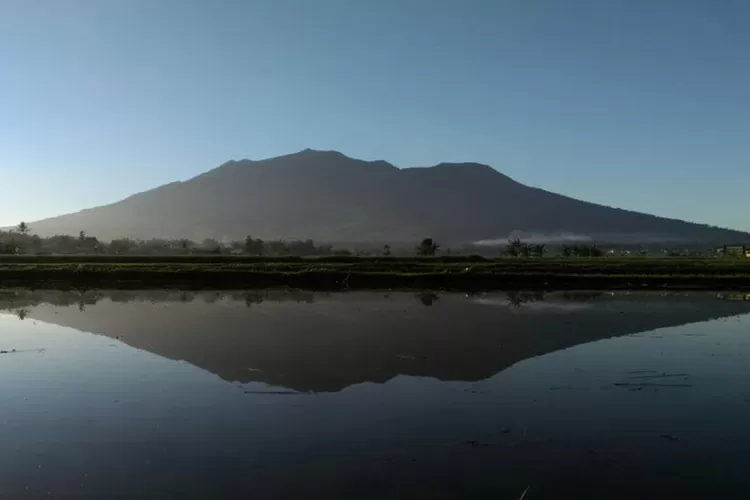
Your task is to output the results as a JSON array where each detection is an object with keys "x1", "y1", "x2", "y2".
[{"x1": 0, "y1": 289, "x2": 738, "y2": 320}]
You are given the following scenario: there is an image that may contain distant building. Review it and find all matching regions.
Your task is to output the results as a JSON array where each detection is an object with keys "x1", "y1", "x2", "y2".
[{"x1": 716, "y1": 244, "x2": 750, "y2": 257}]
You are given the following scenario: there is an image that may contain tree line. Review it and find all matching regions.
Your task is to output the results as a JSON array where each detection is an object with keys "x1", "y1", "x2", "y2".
[
  {"x1": 0, "y1": 222, "x2": 446, "y2": 257},
  {"x1": 501, "y1": 238, "x2": 605, "y2": 258},
  {"x1": 0, "y1": 222, "x2": 662, "y2": 258},
  {"x1": 1, "y1": 223, "x2": 338, "y2": 256}
]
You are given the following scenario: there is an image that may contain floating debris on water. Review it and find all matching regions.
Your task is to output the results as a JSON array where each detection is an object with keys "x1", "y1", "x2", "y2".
[
  {"x1": 0, "y1": 348, "x2": 45, "y2": 355},
  {"x1": 614, "y1": 382, "x2": 693, "y2": 388},
  {"x1": 627, "y1": 372, "x2": 689, "y2": 380},
  {"x1": 243, "y1": 390, "x2": 302, "y2": 395}
]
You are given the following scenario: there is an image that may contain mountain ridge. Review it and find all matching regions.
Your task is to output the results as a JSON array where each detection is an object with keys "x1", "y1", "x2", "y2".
[{"x1": 25, "y1": 149, "x2": 749, "y2": 244}]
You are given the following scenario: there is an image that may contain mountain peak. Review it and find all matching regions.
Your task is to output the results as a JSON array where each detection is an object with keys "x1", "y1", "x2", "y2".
[
  {"x1": 434, "y1": 161, "x2": 491, "y2": 169},
  {"x1": 296, "y1": 148, "x2": 349, "y2": 158}
]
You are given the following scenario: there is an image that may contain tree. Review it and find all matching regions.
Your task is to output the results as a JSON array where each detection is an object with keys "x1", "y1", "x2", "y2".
[
  {"x1": 26, "y1": 235, "x2": 43, "y2": 254},
  {"x1": 0, "y1": 241, "x2": 17, "y2": 255},
  {"x1": 570, "y1": 244, "x2": 603, "y2": 258},
  {"x1": 287, "y1": 239, "x2": 316, "y2": 255},
  {"x1": 243, "y1": 236, "x2": 265, "y2": 255},
  {"x1": 46, "y1": 235, "x2": 77, "y2": 254},
  {"x1": 267, "y1": 240, "x2": 290, "y2": 256},
  {"x1": 416, "y1": 238, "x2": 439, "y2": 256},
  {"x1": 201, "y1": 238, "x2": 222, "y2": 254},
  {"x1": 505, "y1": 238, "x2": 524, "y2": 257},
  {"x1": 317, "y1": 243, "x2": 333, "y2": 255},
  {"x1": 531, "y1": 244, "x2": 546, "y2": 258},
  {"x1": 519, "y1": 242, "x2": 532, "y2": 258},
  {"x1": 139, "y1": 239, "x2": 171, "y2": 254},
  {"x1": 16, "y1": 222, "x2": 29, "y2": 235},
  {"x1": 109, "y1": 238, "x2": 135, "y2": 255},
  {"x1": 76, "y1": 232, "x2": 100, "y2": 253},
  {"x1": 178, "y1": 239, "x2": 192, "y2": 252},
  {"x1": 383, "y1": 244, "x2": 391, "y2": 256},
  {"x1": 227, "y1": 240, "x2": 245, "y2": 254}
]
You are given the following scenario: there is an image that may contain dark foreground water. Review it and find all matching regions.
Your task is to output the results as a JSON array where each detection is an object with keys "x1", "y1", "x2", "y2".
[{"x1": 2, "y1": 290, "x2": 750, "y2": 499}]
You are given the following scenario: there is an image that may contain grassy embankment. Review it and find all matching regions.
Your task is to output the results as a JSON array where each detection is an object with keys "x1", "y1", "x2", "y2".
[{"x1": 0, "y1": 255, "x2": 748, "y2": 290}]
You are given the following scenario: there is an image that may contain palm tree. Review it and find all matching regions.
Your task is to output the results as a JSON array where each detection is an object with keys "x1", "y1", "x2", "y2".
[
  {"x1": 416, "y1": 238, "x2": 439, "y2": 256},
  {"x1": 505, "y1": 238, "x2": 524, "y2": 257}
]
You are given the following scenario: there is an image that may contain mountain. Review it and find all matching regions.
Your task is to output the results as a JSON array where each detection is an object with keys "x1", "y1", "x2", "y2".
[
  {"x1": 27, "y1": 149, "x2": 749, "y2": 244},
  {"x1": 3, "y1": 290, "x2": 750, "y2": 392}
]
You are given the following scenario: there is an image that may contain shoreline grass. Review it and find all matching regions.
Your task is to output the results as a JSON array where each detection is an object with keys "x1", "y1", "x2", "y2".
[{"x1": 0, "y1": 256, "x2": 748, "y2": 290}]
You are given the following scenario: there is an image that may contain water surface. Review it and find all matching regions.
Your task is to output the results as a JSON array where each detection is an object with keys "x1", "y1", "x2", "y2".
[{"x1": 2, "y1": 290, "x2": 750, "y2": 499}]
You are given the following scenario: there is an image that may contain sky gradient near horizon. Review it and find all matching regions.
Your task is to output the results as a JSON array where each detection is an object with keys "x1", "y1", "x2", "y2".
[{"x1": 1, "y1": 0, "x2": 749, "y2": 231}]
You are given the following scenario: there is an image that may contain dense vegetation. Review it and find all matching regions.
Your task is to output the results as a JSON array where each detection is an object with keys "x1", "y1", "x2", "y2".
[{"x1": 0, "y1": 223, "x2": 340, "y2": 256}]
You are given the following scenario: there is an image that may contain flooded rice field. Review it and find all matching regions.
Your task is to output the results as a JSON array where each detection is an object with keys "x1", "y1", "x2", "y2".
[{"x1": 1, "y1": 289, "x2": 750, "y2": 499}]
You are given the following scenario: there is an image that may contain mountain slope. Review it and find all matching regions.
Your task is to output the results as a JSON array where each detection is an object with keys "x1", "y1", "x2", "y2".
[{"x1": 28, "y1": 149, "x2": 749, "y2": 243}]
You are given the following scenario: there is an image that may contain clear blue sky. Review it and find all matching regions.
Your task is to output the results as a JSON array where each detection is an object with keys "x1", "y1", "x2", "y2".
[{"x1": 1, "y1": 0, "x2": 749, "y2": 230}]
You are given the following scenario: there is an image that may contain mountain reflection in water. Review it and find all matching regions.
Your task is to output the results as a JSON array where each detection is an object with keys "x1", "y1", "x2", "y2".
[
  {"x1": 2, "y1": 289, "x2": 749, "y2": 392},
  {"x1": 3, "y1": 289, "x2": 750, "y2": 499}
]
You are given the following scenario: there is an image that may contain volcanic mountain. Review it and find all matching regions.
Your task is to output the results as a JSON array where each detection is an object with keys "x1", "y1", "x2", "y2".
[{"x1": 27, "y1": 149, "x2": 749, "y2": 244}]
